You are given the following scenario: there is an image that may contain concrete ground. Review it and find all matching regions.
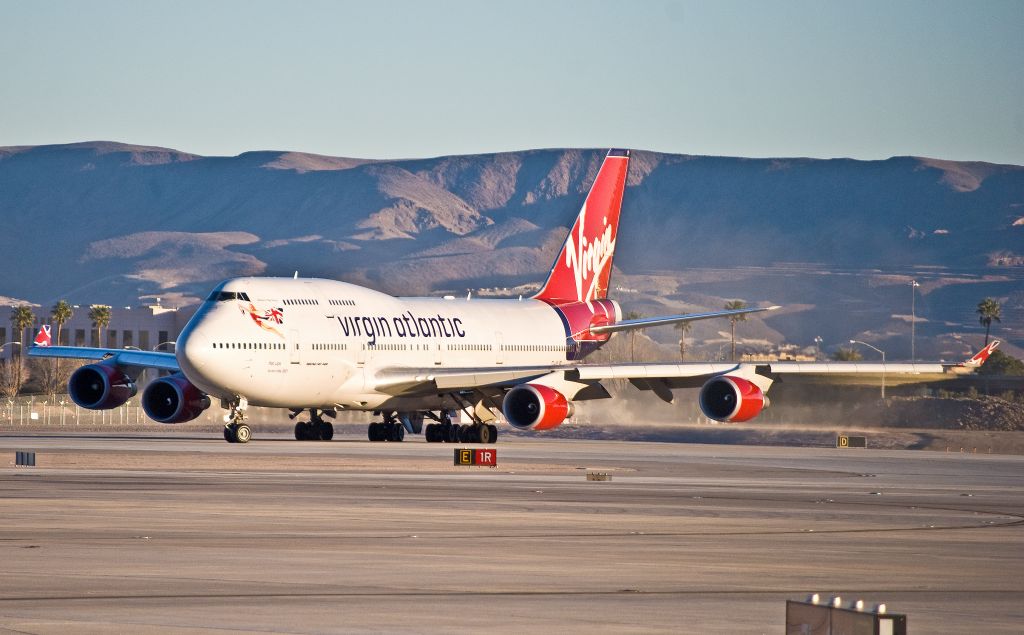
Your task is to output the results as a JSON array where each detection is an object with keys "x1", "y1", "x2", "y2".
[{"x1": 0, "y1": 433, "x2": 1022, "y2": 634}]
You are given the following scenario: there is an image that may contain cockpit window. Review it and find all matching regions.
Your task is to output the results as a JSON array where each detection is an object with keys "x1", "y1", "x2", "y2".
[{"x1": 207, "y1": 291, "x2": 251, "y2": 302}]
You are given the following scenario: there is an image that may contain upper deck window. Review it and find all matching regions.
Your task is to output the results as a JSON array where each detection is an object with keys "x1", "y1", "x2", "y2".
[{"x1": 207, "y1": 291, "x2": 251, "y2": 302}]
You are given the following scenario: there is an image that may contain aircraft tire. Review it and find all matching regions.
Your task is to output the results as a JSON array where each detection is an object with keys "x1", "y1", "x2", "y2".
[
  {"x1": 234, "y1": 424, "x2": 251, "y2": 444},
  {"x1": 294, "y1": 422, "x2": 308, "y2": 441},
  {"x1": 446, "y1": 424, "x2": 460, "y2": 443},
  {"x1": 384, "y1": 422, "x2": 404, "y2": 442},
  {"x1": 487, "y1": 424, "x2": 498, "y2": 444},
  {"x1": 477, "y1": 424, "x2": 495, "y2": 444},
  {"x1": 424, "y1": 424, "x2": 437, "y2": 442},
  {"x1": 369, "y1": 422, "x2": 387, "y2": 442},
  {"x1": 318, "y1": 421, "x2": 334, "y2": 441},
  {"x1": 224, "y1": 425, "x2": 237, "y2": 443}
]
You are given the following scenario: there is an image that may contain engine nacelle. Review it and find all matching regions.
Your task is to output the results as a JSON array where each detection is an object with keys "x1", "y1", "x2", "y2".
[
  {"x1": 502, "y1": 384, "x2": 574, "y2": 431},
  {"x1": 142, "y1": 374, "x2": 211, "y2": 424},
  {"x1": 68, "y1": 362, "x2": 137, "y2": 410},
  {"x1": 698, "y1": 375, "x2": 769, "y2": 423}
]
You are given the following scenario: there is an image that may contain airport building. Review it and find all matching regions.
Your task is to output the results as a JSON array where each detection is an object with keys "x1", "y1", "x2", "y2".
[{"x1": 1, "y1": 302, "x2": 196, "y2": 358}]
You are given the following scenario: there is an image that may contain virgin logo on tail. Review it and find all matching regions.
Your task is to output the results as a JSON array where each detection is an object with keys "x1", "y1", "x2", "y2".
[
  {"x1": 34, "y1": 325, "x2": 52, "y2": 347},
  {"x1": 564, "y1": 204, "x2": 616, "y2": 303},
  {"x1": 964, "y1": 340, "x2": 1000, "y2": 367},
  {"x1": 535, "y1": 149, "x2": 630, "y2": 305}
]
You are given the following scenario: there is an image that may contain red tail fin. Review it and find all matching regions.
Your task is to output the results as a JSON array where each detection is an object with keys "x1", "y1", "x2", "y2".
[
  {"x1": 33, "y1": 325, "x2": 52, "y2": 347},
  {"x1": 963, "y1": 340, "x2": 999, "y2": 368},
  {"x1": 534, "y1": 149, "x2": 630, "y2": 305}
]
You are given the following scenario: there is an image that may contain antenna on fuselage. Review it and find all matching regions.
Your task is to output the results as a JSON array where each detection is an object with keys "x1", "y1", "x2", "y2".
[{"x1": 293, "y1": 271, "x2": 299, "y2": 279}]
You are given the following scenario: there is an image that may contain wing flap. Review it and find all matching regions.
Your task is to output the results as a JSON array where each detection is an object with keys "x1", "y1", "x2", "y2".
[{"x1": 372, "y1": 366, "x2": 555, "y2": 396}]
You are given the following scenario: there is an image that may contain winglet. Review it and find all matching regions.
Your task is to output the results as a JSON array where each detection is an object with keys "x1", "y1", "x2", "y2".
[
  {"x1": 33, "y1": 325, "x2": 52, "y2": 347},
  {"x1": 962, "y1": 340, "x2": 1000, "y2": 368}
]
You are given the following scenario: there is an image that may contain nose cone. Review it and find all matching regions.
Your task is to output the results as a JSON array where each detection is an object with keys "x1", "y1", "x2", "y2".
[{"x1": 177, "y1": 326, "x2": 212, "y2": 378}]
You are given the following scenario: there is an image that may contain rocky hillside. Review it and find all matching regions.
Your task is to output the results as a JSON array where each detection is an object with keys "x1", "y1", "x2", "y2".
[{"x1": 2, "y1": 141, "x2": 1022, "y2": 358}]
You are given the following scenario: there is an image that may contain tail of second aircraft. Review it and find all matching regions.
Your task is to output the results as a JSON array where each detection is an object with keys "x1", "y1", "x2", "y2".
[{"x1": 534, "y1": 149, "x2": 630, "y2": 306}]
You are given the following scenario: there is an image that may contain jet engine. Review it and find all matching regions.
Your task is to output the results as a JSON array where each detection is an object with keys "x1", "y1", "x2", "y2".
[
  {"x1": 68, "y1": 362, "x2": 138, "y2": 410},
  {"x1": 698, "y1": 375, "x2": 769, "y2": 423},
  {"x1": 142, "y1": 374, "x2": 211, "y2": 424},
  {"x1": 502, "y1": 384, "x2": 574, "y2": 430}
]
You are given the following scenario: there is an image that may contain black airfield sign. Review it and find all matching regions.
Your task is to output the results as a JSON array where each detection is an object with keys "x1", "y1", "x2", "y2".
[{"x1": 837, "y1": 435, "x2": 867, "y2": 448}]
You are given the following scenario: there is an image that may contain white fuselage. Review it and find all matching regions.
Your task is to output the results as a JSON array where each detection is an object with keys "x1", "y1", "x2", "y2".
[{"x1": 176, "y1": 277, "x2": 592, "y2": 411}]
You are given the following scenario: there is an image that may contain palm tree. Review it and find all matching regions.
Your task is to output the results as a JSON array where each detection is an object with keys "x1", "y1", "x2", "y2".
[
  {"x1": 724, "y1": 300, "x2": 747, "y2": 361},
  {"x1": 10, "y1": 305, "x2": 35, "y2": 356},
  {"x1": 7, "y1": 305, "x2": 35, "y2": 398},
  {"x1": 88, "y1": 304, "x2": 112, "y2": 348},
  {"x1": 674, "y1": 320, "x2": 693, "y2": 361},
  {"x1": 51, "y1": 300, "x2": 73, "y2": 346},
  {"x1": 977, "y1": 298, "x2": 1002, "y2": 346}
]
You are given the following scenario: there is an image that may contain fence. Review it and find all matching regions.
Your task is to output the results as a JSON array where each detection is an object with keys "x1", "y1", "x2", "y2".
[{"x1": 0, "y1": 395, "x2": 375, "y2": 432}]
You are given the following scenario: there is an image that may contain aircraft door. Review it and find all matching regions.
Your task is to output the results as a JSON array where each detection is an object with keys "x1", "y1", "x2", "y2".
[{"x1": 289, "y1": 329, "x2": 301, "y2": 365}]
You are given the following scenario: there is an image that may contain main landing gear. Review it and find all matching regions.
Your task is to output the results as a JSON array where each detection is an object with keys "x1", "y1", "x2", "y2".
[
  {"x1": 292, "y1": 408, "x2": 335, "y2": 441},
  {"x1": 368, "y1": 412, "x2": 405, "y2": 442},
  {"x1": 423, "y1": 410, "x2": 497, "y2": 445},
  {"x1": 223, "y1": 398, "x2": 251, "y2": 444}
]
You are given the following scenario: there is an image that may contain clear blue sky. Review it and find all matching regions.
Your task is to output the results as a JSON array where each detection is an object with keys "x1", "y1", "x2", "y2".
[{"x1": 2, "y1": 0, "x2": 1022, "y2": 163}]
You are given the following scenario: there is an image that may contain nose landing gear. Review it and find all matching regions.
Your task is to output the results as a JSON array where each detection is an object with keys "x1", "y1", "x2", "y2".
[{"x1": 223, "y1": 398, "x2": 251, "y2": 444}]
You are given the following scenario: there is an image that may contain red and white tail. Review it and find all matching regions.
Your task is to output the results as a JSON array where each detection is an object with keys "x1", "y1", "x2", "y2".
[
  {"x1": 963, "y1": 340, "x2": 999, "y2": 368},
  {"x1": 534, "y1": 149, "x2": 630, "y2": 305},
  {"x1": 33, "y1": 325, "x2": 52, "y2": 347}
]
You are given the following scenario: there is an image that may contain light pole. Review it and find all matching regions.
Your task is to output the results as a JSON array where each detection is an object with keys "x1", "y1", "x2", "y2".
[
  {"x1": 910, "y1": 280, "x2": 920, "y2": 362},
  {"x1": 814, "y1": 336, "x2": 823, "y2": 361},
  {"x1": 850, "y1": 339, "x2": 886, "y2": 399}
]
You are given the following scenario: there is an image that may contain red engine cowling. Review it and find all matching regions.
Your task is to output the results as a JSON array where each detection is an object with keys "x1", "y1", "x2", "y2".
[
  {"x1": 68, "y1": 362, "x2": 137, "y2": 410},
  {"x1": 142, "y1": 374, "x2": 211, "y2": 424},
  {"x1": 698, "y1": 375, "x2": 769, "y2": 423},
  {"x1": 502, "y1": 384, "x2": 574, "y2": 431}
]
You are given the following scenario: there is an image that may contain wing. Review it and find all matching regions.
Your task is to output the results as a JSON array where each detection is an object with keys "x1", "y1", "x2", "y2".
[
  {"x1": 27, "y1": 345, "x2": 180, "y2": 372},
  {"x1": 369, "y1": 342, "x2": 999, "y2": 402}
]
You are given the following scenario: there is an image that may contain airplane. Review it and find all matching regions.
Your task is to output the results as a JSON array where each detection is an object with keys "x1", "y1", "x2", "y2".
[{"x1": 29, "y1": 149, "x2": 1001, "y2": 444}]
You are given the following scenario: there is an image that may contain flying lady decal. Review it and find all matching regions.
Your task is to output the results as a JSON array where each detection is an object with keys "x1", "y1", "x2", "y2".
[{"x1": 241, "y1": 303, "x2": 285, "y2": 338}]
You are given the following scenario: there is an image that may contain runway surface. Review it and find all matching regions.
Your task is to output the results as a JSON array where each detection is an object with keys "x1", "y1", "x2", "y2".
[{"x1": 1, "y1": 432, "x2": 1022, "y2": 633}]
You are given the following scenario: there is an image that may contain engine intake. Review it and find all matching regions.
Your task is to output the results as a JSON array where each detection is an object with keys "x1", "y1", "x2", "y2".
[
  {"x1": 502, "y1": 384, "x2": 573, "y2": 431},
  {"x1": 68, "y1": 362, "x2": 137, "y2": 410},
  {"x1": 142, "y1": 374, "x2": 211, "y2": 424},
  {"x1": 699, "y1": 375, "x2": 768, "y2": 423}
]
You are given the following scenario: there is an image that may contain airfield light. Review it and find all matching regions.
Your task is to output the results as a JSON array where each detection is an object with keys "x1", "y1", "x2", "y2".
[
  {"x1": 855, "y1": 599, "x2": 865, "y2": 611},
  {"x1": 876, "y1": 603, "x2": 887, "y2": 614},
  {"x1": 808, "y1": 593, "x2": 820, "y2": 604},
  {"x1": 832, "y1": 596, "x2": 843, "y2": 608}
]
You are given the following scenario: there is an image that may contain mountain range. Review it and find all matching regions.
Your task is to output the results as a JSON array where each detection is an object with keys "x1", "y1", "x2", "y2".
[{"x1": 1, "y1": 141, "x2": 1022, "y2": 360}]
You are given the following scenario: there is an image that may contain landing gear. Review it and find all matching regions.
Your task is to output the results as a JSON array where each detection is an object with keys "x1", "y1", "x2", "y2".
[
  {"x1": 223, "y1": 423, "x2": 251, "y2": 443},
  {"x1": 423, "y1": 410, "x2": 498, "y2": 444},
  {"x1": 368, "y1": 414, "x2": 405, "y2": 442},
  {"x1": 223, "y1": 398, "x2": 250, "y2": 444},
  {"x1": 292, "y1": 408, "x2": 335, "y2": 441}
]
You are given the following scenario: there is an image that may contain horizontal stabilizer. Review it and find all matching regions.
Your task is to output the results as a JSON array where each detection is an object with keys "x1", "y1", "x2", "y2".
[{"x1": 589, "y1": 306, "x2": 781, "y2": 334}]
